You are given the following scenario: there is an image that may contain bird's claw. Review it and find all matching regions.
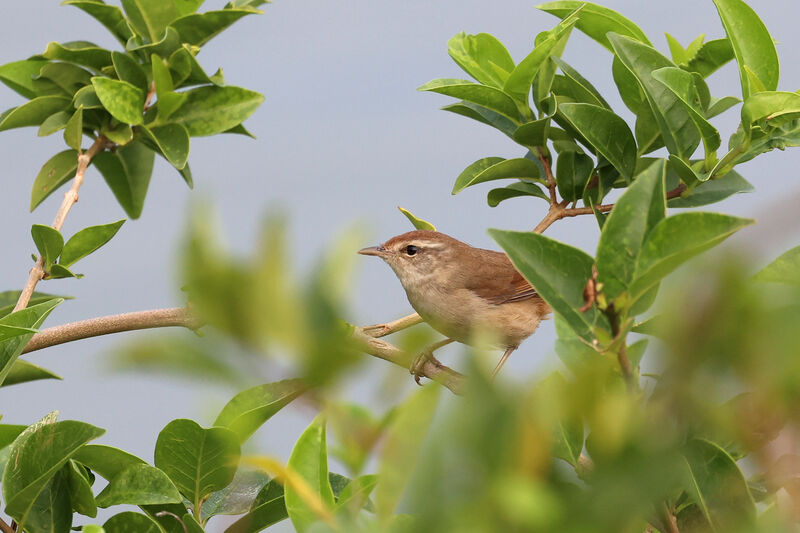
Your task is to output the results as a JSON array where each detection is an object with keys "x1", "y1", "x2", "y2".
[{"x1": 410, "y1": 350, "x2": 443, "y2": 385}]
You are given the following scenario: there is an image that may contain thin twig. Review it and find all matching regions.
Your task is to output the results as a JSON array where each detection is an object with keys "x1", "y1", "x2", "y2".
[
  {"x1": 655, "y1": 502, "x2": 680, "y2": 533},
  {"x1": 0, "y1": 518, "x2": 13, "y2": 533},
  {"x1": 13, "y1": 136, "x2": 110, "y2": 312},
  {"x1": 605, "y1": 305, "x2": 635, "y2": 390},
  {"x1": 22, "y1": 308, "x2": 201, "y2": 354},
  {"x1": 361, "y1": 313, "x2": 423, "y2": 338},
  {"x1": 539, "y1": 153, "x2": 559, "y2": 205}
]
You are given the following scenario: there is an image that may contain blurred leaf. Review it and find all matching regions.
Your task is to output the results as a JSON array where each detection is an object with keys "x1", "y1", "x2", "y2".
[
  {"x1": 66, "y1": 460, "x2": 97, "y2": 518},
  {"x1": 377, "y1": 386, "x2": 440, "y2": 522},
  {"x1": 201, "y1": 469, "x2": 270, "y2": 521},
  {"x1": 556, "y1": 150, "x2": 593, "y2": 203},
  {"x1": 73, "y1": 445, "x2": 146, "y2": 482},
  {"x1": 3, "y1": 416, "x2": 104, "y2": 528},
  {"x1": 121, "y1": 0, "x2": 179, "y2": 43},
  {"x1": 31, "y1": 224, "x2": 64, "y2": 270},
  {"x1": 91, "y1": 77, "x2": 144, "y2": 125},
  {"x1": 452, "y1": 157, "x2": 540, "y2": 194},
  {"x1": 93, "y1": 140, "x2": 154, "y2": 219},
  {"x1": 2, "y1": 360, "x2": 62, "y2": 387},
  {"x1": 169, "y1": 85, "x2": 263, "y2": 136},
  {"x1": 95, "y1": 464, "x2": 183, "y2": 507},
  {"x1": 558, "y1": 102, "x2": 635, "y2": 180},
  {"x1": 629, "y1": 213, "x2": 754, "y2": 303},
  {"x1": 712, "y1": 0, "x2": 778, "y2": 99},
  {"x1": 441, "y1": 101, "x2": 517, "y2": 137},
  {"x1": 285, "y1": 416, "x2": 335, "y2": 532},
  {"x1": 418, "y1": 79, "x2": 520, "y2": 121},
  {"x1": 397, "y1": 207, "x2": 436, "y2": 231},
  {"x1": 652, "y1": 67, "x2": 720, "y2": 153},
  {"x1": 328, "y1": 403, "x2": 388, "y2": 476},
  {"x1": 687, "y1": 38, "x2": 734, "y2": 78},
  {"x1": 336, "y1": 474, "x2": 377, "y2": 518},
  {"x1": 683, "y1": 438, "x2": 756, "y2": 531},
  {"x1": 752, "y1": 245, "x2": 800, "y2": 287},
  {"x1": 0, "y1": 299, "x2": 62, "y2": 385},
  {"x1": 30, "y1": 149, "x2": 78, "y2": 211},
  {"x1": 60, "y1": 219, "x2": 125, "y2": 268},
  {"x1": 487, "y1": 181, "x2": 549, "y2": 207},
  {"x1": 447, "y1": 32, "x2": 515, "y2": 88},
  {"x1": 490, "y1": 230, "x2": 603, "y2": 342},
  {"x1": 170, "y1": 9, "x2": 260, "y2": 47},
  {"x1": 0, "y1": 59, "x2": 62, "y2": 99},
  {"x1": 103, "y1": 511, "x2": 162, "y2": 533},
  {"x1": 595, "y1": 159, "x2": 665, "y2": 303},
  {"x1": 63, "y1": 2, "x2": 133, "y2": 45},
  {"x1": 668, "y1": 169, "x2": 752, "y2": 208},
  {"x1": 609, "y1": 33, "x2": 701, "y2": 159},
  {"x1": 214, "y1": 380, "x2": 308, "y2": 444},
  {"x1": 0, "y1": 95, "x2": 71, "y2": 132},
  {"x1": 63, "y1": 106, "x2": 84, "y2": 151},
  {"x1": 155, "y1": 419, "x2": 241, "y2": 508},
  {"x1": 538, "y1": 1, "x2": 651, "y2": 50}
]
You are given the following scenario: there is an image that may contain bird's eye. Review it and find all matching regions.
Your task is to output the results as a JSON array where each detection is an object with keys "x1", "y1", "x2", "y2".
[{"x1": 405, "y1": 245, "x2": 418, "y2": 256}]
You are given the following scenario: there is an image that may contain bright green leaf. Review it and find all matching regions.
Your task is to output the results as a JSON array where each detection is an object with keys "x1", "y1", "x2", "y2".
[
  {"x1": 538, "y1": 1, "x2": 651, "y2": 50},
  {"x1": 706, "y1": 96, "x2": 740, "y2": 119},
  {"x1": 285, "y1": 415, "x2": 335, "y2": 532},
  {"x1": 91, "y1": 77, "x2": 144, "y2": 125},
  {"x1": 741, "y1": 91, "x2": 800, "y2": 126},
  {"x1": 96, "y1": 464, "x2": 183, "y2": 507},
  {"x1": 397, "y1": 207, "x2": 436, "y2": 231},
  {"x1": 447, "y1": 32, "x2": 515, "y2": 88},
  {"x1": 73, "y1": 85, "x2": 103, "y2": 109},
  {"x1": 0, "y1": 96, "x2": 71, "y2": 132},
  {"x1": 3, "y1": 360, "x2": 62, "y2": 388},
  {"x1": 63, "y1": 106, "x2": 84, "y2": 151},
  {"x1": 48, "y1": 264, "x2": 82, "y2": 280},
  {"x1": 752, "y1": 245, "x2": 800, "y2": 287},
  {"x1": 60, "y1": 219, "x2": 126, "y2": 268},
  {"x1": 36, "y1": 62, "x2": 93, "y2": 96},
  {"x1": 687, "y1": 38, "x2": 735, "y2": 78}
]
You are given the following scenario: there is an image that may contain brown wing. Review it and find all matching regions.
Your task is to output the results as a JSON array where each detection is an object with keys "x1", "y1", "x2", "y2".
[{"x1": 462, "y1": 248, "x2": 539, "y2": 305}]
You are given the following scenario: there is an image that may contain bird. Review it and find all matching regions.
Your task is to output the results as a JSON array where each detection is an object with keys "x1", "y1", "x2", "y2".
[{"x1": 358, "y1": 230, "x2": 550, "y2": 380}]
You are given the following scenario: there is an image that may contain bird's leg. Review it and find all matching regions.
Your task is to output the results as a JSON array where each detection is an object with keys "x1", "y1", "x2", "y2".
[
  {"x1": 491, "y1": 346, "x2": 518, "y2": 379},
  {"x1": 411, "y1": 338, "x2": 455, "y2": 385}
]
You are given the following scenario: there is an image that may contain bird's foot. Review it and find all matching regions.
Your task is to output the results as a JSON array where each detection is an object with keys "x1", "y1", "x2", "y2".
[{"x1": 410, "y1": 349, "x2": 443, "y2": 385}]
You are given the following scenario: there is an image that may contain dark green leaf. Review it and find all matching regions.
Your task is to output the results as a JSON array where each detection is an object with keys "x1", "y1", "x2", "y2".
[
  {"x1": 668, "y1": 169, "x2": 752, "y2": 208},
  {"x1": 513, "y1": 118, "x2": 552, "y2": 148},
  {"x1": 47, "y1": 264, "x2": 82, "y2": 280},
  {"x1": 558, "y1": 102, "x2": 636, "y2": 180},
  {"x1": 38, "y1": 111, "x2": 72, "y2": 137},
  {"x1": 441, "y1": 101, "x2": 517, "y2": 137},
  {"x1": 397, "y1": 207, "x2": 436, "y2": 231},
  {"x1": 170, "y1": 9, "x2": 259, "y2": 47},
  {"x1": 687, "y1": 38, "x2": 735, "y2": 78},
  {"x1": 93, "y1": 140, "x2": 155, "y2": 218},
  {"x1": 538, "y1": 1, "x2": 651, "y2": 50},
  {"x1": 595, "y1": 159, "x2": 665, "y2": 303},
  {"x1": 31, "y1": 224, "x2": 64, "y2": 270},
  {"x1": 169, "y1": 85, "x2": 263, "y2": 136},
  {"x1": 635, "y1": 107, "x2": 665, "y2": 156},
  {"x1": 140, "y1": 124, "x2": 189, "y2": 169},
  {"x1": 487, "y1": 181, "x2": 549, "y2": 207},
  {"x1": 60, "y1": 219, "x2": 126, "y2": 268},
  {"x1": 447, "y1": 32, "x2": 515, "y2": 88},
  {"x1": 91, "y1": 77, "x2": 144, "y2": 125},
  {"x1": 286, "y1": 416, "x2": 336, "y2": 531},
  {"x1": 121, "y1": 0, "x2": 180, "y2": 43},
  {"x1": 36, "y1": 62, "x2": 93, "y2": 96},
  {"x1": 3, "y1": 416, "x2": 104, "y2": 527},
  {"x1": 111, "y1": 51, "x2": 148, "y2": 92},
  {"x1": 66, "y1": 460, "x2": 97, "y2": 517},
  {"x1": 63, "y1": 1, "x2": 133, "y2": 45},
  {"x1": 629, "y1": 213, "x2": 754, "y2": 302},
  {"x1": 0, "y1": 299, "x2": 62, "y2": 385},
  {"x1": 752, "y1": 246, "x2": 800, "y2": 287},
  {"x1": 489, "y1": 229, "x2": 604, "y2": 342},
  {"x1": 42, "y1": 41, "x2": 113, "y2": 72},
  {"x1": 0, "y1": 291, "x2": 70, "y2": 320},
  {"x1": 103, "y1": 511, "x2": 162, "y2": 533},
  {"x1": 96, "y1": 464, "x2": 183, "y2": 507},
  {"x1": 72, "y1": 445, "x2": 146, "y2": 482},
  {"x1": 452, "y1": 157, "x2": 540, "y2": 194},
  {"x1": 24, "y1": 468, "x2": 72, "y2": 533},
  {"x1": 0, "y1": 95, "x2": 71, "y2": 132},
  {"x1": 225, "y1": 493, "x2": 287, "y2": 533},
  {"x1": 64, "y1": 107, "x2": 83, "y2": 151},
  {"x1": 214, "y1": 380, "x2": 307, "y2": 444},
  {"x1": 609, "y1": 33, "x2": 701, "y2": 159},
  {"x1": 712, "y1": 0, "x2": 779, "y2": 99},
  {"x1": 3, "y1": 360, "x2": 62, "y2": 388},
  {"x1": 30, "y1": 150, "x2": 79, "y2": 211},
  {"x1": 418, "y1": 79, "x2": 520, "y2": 121},
  {"x1": 556, "y1": 150, "x2": 594, "y2": 203},
  {"x1": 154, "y1": 419, "x2": 241, "y2": 508},
  {"x1": 551, "y1": 57, "x2": 610, "y2": 108},
  {"x1": 0, "y1": 59, "x2": 62, "y2": 99},
  {"x1": 168, "y1": 45, "x2": 224, "y2": 88}
]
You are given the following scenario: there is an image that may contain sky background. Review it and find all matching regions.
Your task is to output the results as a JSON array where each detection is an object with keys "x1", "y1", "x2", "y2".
[{"x1": 1, "y1": 1, "x2": 800, "y2": 530}]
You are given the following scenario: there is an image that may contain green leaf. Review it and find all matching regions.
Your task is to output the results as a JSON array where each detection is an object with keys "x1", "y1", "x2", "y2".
[
  {"x1": 712, "y1": 0, "x2": 779, "y2": 99},
  {"x1": 558, "y1": 102, "x2": 636, "y2": 180},
  {"x1": 752, "y1": 245, "x2": 800, "y2": 287},
  {"x1": 489, "y1": 230, "x2": 602, "y2": 342},
  {"x1": 441, "y1": 101, "x2": 517, "y2": 137},
  {"x1": 447, "y1": 32, "x2": 515, "y2": 88},
  {"x1": 595, "y1": 159, "x2": 665, "y2": 303},
  {"x1": 111, "y1": 52, "x2": 148, "y2": 92},
  {"x1": 168, "y1": 45, "x2": 224, "y2": 88},
  {"x1": 3, "y1": 416, "x2": 105, "y2": 528},
  {"x1": 73, "y1": 85, "x2": 103, "y2": 109},
  {"x1": 0, "y1": 291, "x2": 70, "y2": 320},
  {"x1": 31, "y1": 224, "x2": 64, "y2": 270},
  {"x1": 72, "y1": 445, "x2": 146, "y2": 482},
  {"x1": 652, "y1": 67, "x2": 721, "y2": 153},
  {"x1": 452, "y1": 157, "x2": 540, "y2": 194},
  {"x1": 551, "y1": 57, "x2": 610, "y2": 109},
  {"x1": 214, "y1": 379, "x2": 307, "y2": 444},
  {"x1": 225, "y1": 488, "x2": 288, "y2": 533},
  {"x1": 60, "y1": 219, "x2": 126, "y2": 268},
  {"x1": 0, "y1": 95, "x2": 71, "y2": 132},
  {"x1": 42, "y1": 41, "x2": 113, "y2": 72},
  {"x1": 154, "y1": 419, "x2": 241, "y2": 508},
  {"x1": 741, "y1": 91, "x2": 800, "y2": 127},
  {"x1": 91, "y1": 77, "x2": 144, "y2": 125},
  {"x1": 103, "y1": 512, "x2": 162, "y2": 533},
  {"x1": 3, "y1": 360, "x2": 62, "y2": 388},
  {"x1": 93, "y1": 140, "x2": 155, "y2": 219},
  {"x1": 397, "y1": 207, "x2": 436, "y2": 231},
  {"x1": 101, "y1": 123, "x2": 134, "y2": 146},
  {"x1": 96, "y1": 464, "x2": 183, "y2": 507},
  {"x1": 38, "y1": 111, "x2": 72, "y2": 137},
  {"x1": 683, "y1": 438, "x2": 756, "y2": 531},
  {"x1": 285, "y1": 415, "x2": 335, "y2": 532},
  {"x1": 64, "y1": 107, "x2": 84, "y2": 151},
  {"x1": 629, "y1": 213, "x2": 754, "y2": 302},
  {"x1": 665, "y1": 33, "x2": 689, "y2": 66},
  {"x1": 503, "y1": 12, "x2": 579, "y2": 106},
  {"x1": 48, "y1": 264, "x2": 82, "y2": 280},
  {"x1": 418, "y1": 79, "x2": 520, "y2": 122},
  {"x1": 121, "y1": 0, "x2": 180, "y2": 43},
  {"x1": 168, "y1": 85, "x2": 264, "y2": 136},
  {"x1": 30, "y1": 150, "x2": 79, "y2": 211},
  {"x1": 0, "y1": 299, "x2": 62, "y2": 386},
  {"x1": 151, "y1": 55, "x2": 187, "y2": 122},
  {"x1": 539, "y1": 373, "x2": 584, "y2": 467},
  {"x1": 125, "y1": 26, "x2": 181, "y2": 59},
  {"x1": 66, "y1": 460, "x2": 97, "y2": 517},
  {"x1": 376, "y1": 386, "x2": 439, "y2": 521},
  {"x1": 512, "y1": 114, "x2": 553, "y2": 147},
  {"x1": 170, "y1": 9, "x2": 259, "y2": 47},
  {"x1": 175, "y1": 0, "x2": 205, "y2": 16},
  {"x1": 200, "y1": 469, "x2": 270, "y2": 521},
  {"x1": 556, "y1": 150, "x2": 594, "y2": 203},
  {"x1": 538, "y1": 1, "x2": 651, "y2": 50},
  {"x1": 706, "y1": 95, "x2": 740, "y2": 119},
  {"x1": 140, "y1": 124, "x2": 190, "y2": 169},
  {"x1": 668, "y1": 169, "x2": 752, "y2": 208},
  {"x1": 687, "y1": 38, "x2": 735, "y2": 78},
  {"x1": 487, "y1": 181, "x2": 549, "y2": 207},
  {"x1": 63, "y1": 1, "x2": 133, "y2": 45},
  {"x1": 36, "y1": 62, "x2": 93, "y2": 96},
  {"x1": 609, "y1": 33, "x2": 701, "y2": 159},
  {"x1": 0, "y1": 59, "x2": 63, "y2": 99},
  {"x1": 25, "y1": 468, "x2": 72, "y2": 533}
]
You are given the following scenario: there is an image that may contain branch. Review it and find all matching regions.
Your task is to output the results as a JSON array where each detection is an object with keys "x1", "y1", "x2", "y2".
[
  {"x1": 0, "y1": 518, "x2": 13, "y2": 533},
  {"x1": 361, "y1": 313, "x2": 423, "y2": 338},
  {"x1": 13, "y1": 136, "x2": 110, "y2": 312},
  {"x1": 22, "y1": 308, "x2": 201, "y2": 355}
]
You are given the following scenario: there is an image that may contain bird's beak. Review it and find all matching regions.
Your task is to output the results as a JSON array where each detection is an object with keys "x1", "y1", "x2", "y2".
[{"x1": 358, "y1": 245, "x2": 386, "y2": 257}]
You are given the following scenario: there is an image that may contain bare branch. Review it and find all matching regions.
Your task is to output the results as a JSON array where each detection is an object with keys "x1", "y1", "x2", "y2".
[{"x1": 361, "y1": 313, "x2": 423, "y2": 338}]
